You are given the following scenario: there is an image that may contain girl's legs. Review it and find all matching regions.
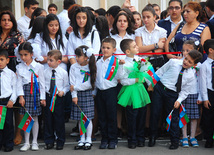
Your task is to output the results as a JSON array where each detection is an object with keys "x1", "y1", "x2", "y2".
[
  {"x1": 182, "y1": 124, "x2": 189, "y2": 147},
  {"x1": 32, "y1": 116, "x2": 39, "y2": 144},
  {"x1": 85, "y1": 121, "x2": 93, "y2": 146},
  {"x1": 20, "y1": 114, "x2": 30, "y2": 151},
  {"x1": 79, "y1": 121, "x2": 85, "y2": 145}
]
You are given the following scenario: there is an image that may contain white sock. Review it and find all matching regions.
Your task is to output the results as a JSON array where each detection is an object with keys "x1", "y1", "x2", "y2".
[
  {"x1": 190, "y1": 119, "x2": 197, "y2": 139},
  {"x1": 182, "y1": 124, "x2": 188, "y2": 139},
  {"x1": 32, "y1": 116, "x2": 39, "y2": 144},
  {"x1": 24, "y1": 131, "x2": 30, "y2": 145},
  {"x1": 86, "y1": 121, "x2": 93, "y2": 144}
]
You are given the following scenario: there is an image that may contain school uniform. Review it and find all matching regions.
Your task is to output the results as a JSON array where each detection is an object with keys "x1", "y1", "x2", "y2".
[
  {"x1": 0, "y1": 66, "x2": 17, "y2": 150},
  {"x1": 200, "y1": 58, "x2": 214, "y2": 144},
  {"x1": 32, "y1": 33, "x2": 68, "y2": 70},
  {"x1": 16, "y1": 60, "x2": 45, "y2": 116},
  {"x1": 17, "y1": 15, "x2": 31, "y2": 36},
  {"x1": 57, "y1": 9, "x2": 70, "y2": 36},
  {"x1": 95, "y1": 56, "x2": 121, "y2": 144},
  {"x1": 149, "y1": 59, "x2": 195, "y2": 145},
  {"x1": 44, "y1": 66, "x2": 69, "y2": 147},
  {"x1": 69, "y1": 63, "x2": 94, "y2": 120},
  {"x1": 110, "y1": 33, "x2": 135, "y2": 60}
]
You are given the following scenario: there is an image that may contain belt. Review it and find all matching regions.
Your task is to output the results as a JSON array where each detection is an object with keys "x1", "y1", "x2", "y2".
[
  {"x1": 158, "y1": 81, "x2": 177, "y2": 93},
  {"x1": 0, "y1": 96, "x2": 10, "y2": 102}
]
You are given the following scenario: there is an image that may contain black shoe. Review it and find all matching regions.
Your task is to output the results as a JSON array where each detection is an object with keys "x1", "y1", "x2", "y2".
[
  {"x1": 4, "y1": 147, "x2": 13, "y2": 152},
  {"x1": 128, "y1": 143, "x2": 136, "y2": 149},
  {"x1": 137, "y1": 141, "x2": 145, "y2": 147},
  {"x1": 56, "y1": 145, "x2": 63, "y2": 150},
  {"x1": 169, "y1": 143, "x2": 179, "y2": 150},
  {"x1": 84, "y1": 143, "x2": 92, "y2": 150},
  {"x1": 108, "y1": 142, "x2": 117, "y2": 149},
  {"x1": 205, "y1": 141, "x2": 213, "y2": 148},
  {"x1": 148, "y1": 137, "x2": 156, "y2": 147},
  {"x1": 99, "y1": 142, "x2": 108, "y2": 149},
  {"x1": 45, "y1": 143, "x2": 54, "y2": 150},
  {"x1": 74, "y1": 145, "x2": 84, "y2": 150}
]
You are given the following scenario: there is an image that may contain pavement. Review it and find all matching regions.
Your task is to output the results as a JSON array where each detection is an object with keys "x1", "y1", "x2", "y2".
[{"x1": 1, "y1": 120, "x2": 214, "y2": 155}]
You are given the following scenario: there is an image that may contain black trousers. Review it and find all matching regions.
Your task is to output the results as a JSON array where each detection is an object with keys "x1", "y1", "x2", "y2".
[
  {"x1": 96, "y1": 87, "x2": 118, "y2": 143},
  {"x1": 126, "y1": 105, "x2": 147, "y2": 144},
  {"x1": 0, "y1": 97, "x2": 14, "y2": 148},
  {"x1": 44, "y1": 94, "x2": 65, "y2": 146},
  {"x1": 149, "y1": 82, "x2": 180, "y2": 144},
  {"x1": 201, "y1": 89, "x2": 214, "y2": 143}
]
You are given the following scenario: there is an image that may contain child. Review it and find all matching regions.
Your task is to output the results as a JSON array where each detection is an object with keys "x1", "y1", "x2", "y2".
[
  {"x1": 148, "y1": 49, "x2": 202, "y2": 149},
  {"x1": 0, "y1": 49, "x2": 17, "y2": 152},
  {"x1": 17, "y1": 42, "x2": 46, "y2": 151},
  {"x1": 95, "y1": 38, "x2": 120, "y2": 149},
  {"x1": 44, "y1": 50, "x2": 69, "y2": 150},
  {"x1": 200, "y1": 39, "x2": 214, "y2": 148},
  {"x1": 118, "y1": 39, "x2": 151, "y2": 149},
  {"x1": 132, "y1": 11, "x2": 143, "y2": 30},
  {"x1": 48, "y1": 3, "x2": 58, "y2": 15},
  {"x1": 181, "y1": 40, "x2": 202, "y2": 148},
  {"x1": 70, "y1": 46, "x2": 96, "y2": 150}
]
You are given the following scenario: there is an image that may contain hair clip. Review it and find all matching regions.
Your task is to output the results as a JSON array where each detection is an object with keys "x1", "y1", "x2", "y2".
[{"x1": 86, "y1": 48, "x2": 93, "y2": 58}]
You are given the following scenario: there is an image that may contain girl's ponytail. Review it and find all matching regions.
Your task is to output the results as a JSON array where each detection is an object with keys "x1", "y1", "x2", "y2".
[{"x1": 88, "y1": 54, "x2": 96, "y2": 90}]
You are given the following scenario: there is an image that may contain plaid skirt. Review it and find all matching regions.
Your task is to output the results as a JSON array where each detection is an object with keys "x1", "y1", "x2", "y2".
[
  {"x1": 182, "y1": 93, "x2": 200, "y2": 119},
  {"x1": 70, "y1": 90, "x2": 94, "y2": 120},
  {"x1": 20, "y1": 83, "x2": 42, "y2": 116}
]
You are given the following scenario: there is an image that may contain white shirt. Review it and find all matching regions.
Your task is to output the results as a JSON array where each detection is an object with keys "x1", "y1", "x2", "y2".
[
  {"x1": 156, "y1": 59, "x2": 195, "y2": 103},
  {"x1": 57, "y1": 9, "x2": 70, "y2": 35},
  {"x1": 23, "y1": 27, "x2": 32, "y2": 40},
  {"x1": 165, "y1": 16, "x2": 183, "y2": 32},
  {"x1": 16, "y1": 60, "x2": 45, "y2": 100},
  {"x1": 32, "y1": 33, "x2": 68, "y2": 70},
  {"x1": 69, "y1": 63, "x2": 92, "y2": 98},
  {"x1": 110, "y1": 33, "x2": 135, "y2": 60},
  {"x1": 95, "y1": 56, "x2": 120, "y2": 90},
  {"x1": 67, "y1": 30, "x2": 101, "y2": 59},
  {"x1": 210, "y1": 14, "x2": 214, "y2": 20},
  {"x1": 17, "y1": 15, "x2": 31, "y2": 35},
  {"x1": 199, "y1": 58, "x2": 214, "y2": 101},
  {"x1": 135, "y1": 24, "x2": 167, "y2": 59},
  {"x1": 0, "y1": 66, "x2": 17, "y2": 103},
  {"x1": 44, "y1": 66, "x2": 69, "y2": 96}
]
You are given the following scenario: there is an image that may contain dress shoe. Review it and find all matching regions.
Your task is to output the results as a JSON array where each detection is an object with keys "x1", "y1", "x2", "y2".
[
  {"x1": 99, "y1": 142, "x2": 108, "y2": 149},
  {"x1": 74, "y1": 142, "x2": 84, "y2": 150},
  {"x1": 148, "y1": 137, "x2": 156, "y2": 147},
  {"x1": 128, "y1": 143, "x2": 136, "y2": 149},
  {"x1": 169, "y1": 143, "x2": 179, "y2": 150},
  {"x1": 4, "y1": 147, "x2": 13, "y2": 152},
  {"x1": 205, "y1": 141, "x2": 213, "y2": 148},
  {"x1": 137, "y1": 141, "x2": 145, "y2": 147},
  {"x1": 108, "y1": 142, "x2": 117, "y2": 149},
  {"x1": 31, "y1": 143, "x2": 39, "y2": 151},
  {"x1": 84, "y1": 143, "x2": 92, "y2": 150},
  {"x1": 45, "y1": 143, "x2": 54, "y2": 150},
  {"x1": 56, "y1": 145, "x2": 63, "y2": 150},
  {"x1": 20, "y1": 143, "x2": 30, "y2": 151}
]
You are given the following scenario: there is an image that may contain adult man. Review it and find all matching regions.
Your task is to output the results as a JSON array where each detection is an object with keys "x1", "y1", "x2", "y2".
[
  {"x1": 17, "y1": 0, "x2": 39, "y2": 35},
  {"x1": 158, "y1": 0, "x2": 183, "y2": 38},
  {"x1": 205, "y1": 0, "x2": 214, "y2": 38}
]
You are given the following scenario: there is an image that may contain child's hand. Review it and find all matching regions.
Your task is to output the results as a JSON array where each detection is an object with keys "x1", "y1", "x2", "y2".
[
  {"x1": 7, "y1": 100, "x2": 13, "y2": 108},
  {"x1": 174, "y1": 101, "x2": 180, "y2": 109},
  {"x1": 72, "y1": 97, "x2": 78, "y2": 105},
  {"x1": 197, "y1": 100, "x2": 203, "y2": 105},
  {"x1": 147, "y1": 84, "x2": 153, "y2": 92},
  {"x1": 58, "y1": 91, "x2": 64, "y2": 97},
  {"x1": 19, "y1": 96, "x2": 25, "y2": 107},
  {"x1": 204, "y1": 100, "x2": 211, "y2": 109},
  {"x1": 158, "y1": 40, "x2": 165, "y2": 49},
  {"x1": 40, "y1": 100, "x2": 46, "y2": 107},
  {"x1": 70, "y1": 85, "x2": 74, "y2": 92},
  {"x1": 135, "y1": 78, "x2": 139, "y2": 83},
  {"x1": 119, "y1": 59, "x2": 125, "y2": 65}
]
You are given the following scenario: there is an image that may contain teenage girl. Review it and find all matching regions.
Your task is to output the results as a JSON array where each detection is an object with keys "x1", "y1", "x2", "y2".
[{"x1": 132, "y1": 11, "x2": 143, "y2": 30}]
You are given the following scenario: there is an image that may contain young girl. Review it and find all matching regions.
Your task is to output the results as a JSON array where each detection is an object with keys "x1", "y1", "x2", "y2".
[
  {"x1": 135, "y1": 4, "x2": 167, "y2": 70},
  {"x1": 181, "y1": 40, "x2": 202, "y2": 148},
  {"x1": 110, "y1": 12, "x2": 135, "y2": 60},
  {"x1": 16, "y1": 42, "x2": 45, "y2": 151},
  {"x1": 132, "y1": 11, "x2": 143, "y2": 30},
  {"x1": 32, "y1": 14, "x2": 68, "y2": 71},
  {"x1": 69, "y1": 46, "x2": 96, "y2": 150},
  {"x1": 67, "y1": 7, "x2": 101, "y2": 65}
]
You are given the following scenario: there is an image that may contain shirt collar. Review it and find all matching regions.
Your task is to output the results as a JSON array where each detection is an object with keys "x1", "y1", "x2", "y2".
[
  {"x1": 101, "y1": 56, "x2": 112, "y2": 62},
  {"x1": 24, "y1": 14, "x2": 31, "y2": 23},
  {"x1": 142, "y1": 23, "x2": 161, "y2": 33},
  {"x1": 1, "y1": 66, "x2": 8, "y2": 72},
  {"x1": 125, "y1": 56, "x2": 135, "y2": 62},
  {"x1": 167, "y1": 16, "x2": 183, "y2": 24},
  {"x1": 210, "y1": 14, "x2": 214, "y2": 20},
  {"x1": 24, "y1": 59, "x2": 36, "y2": 68},
  {"x1": 115, "y1": 32, "x2": 129, "y2": 38},
  {"x1": 207, "y1": 57, "x2": 214, "y2": 63}
]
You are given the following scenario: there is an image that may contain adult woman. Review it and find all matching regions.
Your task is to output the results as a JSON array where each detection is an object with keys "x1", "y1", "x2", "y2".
[{"x1": 165, "y1": 1, "x2": 211, "y2": 59}]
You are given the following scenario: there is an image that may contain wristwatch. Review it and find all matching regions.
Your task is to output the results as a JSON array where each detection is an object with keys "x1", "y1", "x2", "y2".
[{"x1": 154, "y1": 43, "x2": 159, "y2": 49}]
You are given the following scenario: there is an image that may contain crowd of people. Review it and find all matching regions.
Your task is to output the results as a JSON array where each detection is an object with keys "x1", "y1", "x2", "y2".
[{"x1": 0, "y1": 0, "x2": 214, "y2": 152}]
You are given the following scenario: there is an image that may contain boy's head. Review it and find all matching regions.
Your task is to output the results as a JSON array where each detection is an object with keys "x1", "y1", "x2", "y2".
[
  {"x1": 120, "y1": 39, "x2": 139, "y2": 57},
  {"x1": 203, "y1": 39, "x2": 214, "y2": 55},
  {"x1": 24, "y1": 0, "x2": 39, "y2": 18},
  {"x1": 48, "y1": 3, "x2": 58, "y2": 15},
  {"x1": 183, "y1": 49, "x2": 202, "y2": 69},
  {"x1": 0, "y1": 49, "x2": 9, "y2": 69},
  {"x1": 101, "y1": 38, "x2": 116, "y2": 59},
  {"x1": 47, "y1": 50, "x2": 62, "y2": 69}
]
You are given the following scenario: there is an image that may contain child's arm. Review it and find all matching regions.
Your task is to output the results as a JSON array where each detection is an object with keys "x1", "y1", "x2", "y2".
[
  {"x1": 7, "y1": 72, "x2": 17, "y2": 108},
  {"x1": 119, "y1": 64, "x2": 138, "y2": 86},
  {"x1": 91, "y1": 30, "x2": 101, "y2": 59},
  {"x1": 67, "y1": 34, "x2": 76, "y2": 65},
  {"x1": 69, "y1": 65, "x2": 77, "y2": 98},
  {"x1": 16, "y1": 66, "x2": 25, "y2": 107},
  {"x1": 199, "y1": 63, "x2": 209, "y2": 104},
  {"x1": 155, "y1": 59, "x2": 173, "y2": 79},
  {"x1": 31, "y1": 34, "x2": 44, "y2": 62},
  {"x1": 38, "y1": 65, "x2": 46, "y2": 101},
  {"x1": 58, "y1": 71, "x2": 69, "y2": 97}
]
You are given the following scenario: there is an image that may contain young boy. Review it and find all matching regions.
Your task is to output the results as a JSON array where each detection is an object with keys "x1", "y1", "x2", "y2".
[
  {"x1": 0, "y1": 49, "x2": 17, "y2": 152},
  {"x1": 95, "y1": 38, "x2": 120, "y2": 149},
  {"x1": 44, "y1": 50, "x2": 69, "y2": 150},
  {"x1": 148, "y1": 49, "x2": 202, "y2": 149},
  {"x1": 200, "y1": 39, "x2": 214, "y2": 148},
  {"x1": 118, "y1": 39, "x2": 151, "y2": 149},
  {"x1": 48, "y1": 3, "x2": 58, "y2": 15}
]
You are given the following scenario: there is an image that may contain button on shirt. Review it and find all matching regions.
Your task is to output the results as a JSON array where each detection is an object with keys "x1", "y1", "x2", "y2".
[
  {"x1": 200, "y1": 58, "x2": 214, "y2": 101},
  {"x1": 110, "y1": 33, "x2": 135, "y2": 60},
  {"x1": 96, "y1": 56, "x2": 120, "y2": 90},
  {"x1": 0, "y1": 66, "x2": 17, "y2": 103},
  {"x1": 17, "y1": 15, "x2": 31, "y2": 35},
  {"x1": 16, "y1": 60, "x2": 45, "y2": 100},
  {"x1": 44, "y1": 66, "x2": 69, "y2": 96},
  {"x1": 57, "y1": 9, "x2": 70, "y2": 35},
  {"x1": 69, "y1": 63, "x2": 92, "y2": 98},
  {"x1": 156, "y1": 59, "x2": 195, "y2": 103}
]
